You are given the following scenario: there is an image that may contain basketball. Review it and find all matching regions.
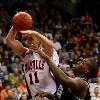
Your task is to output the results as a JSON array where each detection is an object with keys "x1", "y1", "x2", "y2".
[{"x1": 11, "y1": 12, "x2": 33, "y2": 31}]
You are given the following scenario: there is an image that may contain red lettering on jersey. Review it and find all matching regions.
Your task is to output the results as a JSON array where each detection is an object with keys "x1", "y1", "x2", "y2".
[
  {"x1": 29, "y1": 62, "x2": 32, "y2": 70},
  {"x1": 25, "y1": 63, "x2": 27, "y2": 71},
  {"x1": 36, "y1": 60, "x2": 38, "y2": 69},
  {"x1": 39, "y1": 60, "x2": 45, "y2": 70},
  {"x1": 25, "y1": 62, "x2": 32, "y2": 72},
  {"x1": 24, "y1": 60, "x2": 45, "y2": 72},
  {"x1": 32, "y1": 60, "x2": 35, "y2": 69}
]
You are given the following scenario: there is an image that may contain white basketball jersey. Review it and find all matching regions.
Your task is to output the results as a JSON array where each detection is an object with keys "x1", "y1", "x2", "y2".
[{"x1": 23, "y1": 49, "x2": 59, "y2": 100}]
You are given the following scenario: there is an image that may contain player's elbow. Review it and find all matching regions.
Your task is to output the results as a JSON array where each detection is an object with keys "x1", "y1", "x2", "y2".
[
  {"x1": 6, "y1": 36, "x2": 10, "y2": 43},
  {"x1": 6, "y1": 36, "x2": 10, "y2": 42},
  {"x1": 6, "y1": 36, "x2": 12, "y2": 45}
]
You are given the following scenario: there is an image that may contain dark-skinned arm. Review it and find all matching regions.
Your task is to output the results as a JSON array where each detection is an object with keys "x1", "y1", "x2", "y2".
[
  {"x1": 35, "y1": 49, "x2": 88, "y2": 99},
  {"x1": 37, "y1": 49, "x2": 79, "y2": 89}
]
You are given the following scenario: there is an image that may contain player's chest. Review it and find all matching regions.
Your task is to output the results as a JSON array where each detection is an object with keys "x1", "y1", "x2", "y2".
[
  {"x1": 23, "y1": 53, "x2": 49, "y2": 73},
  {"x1": 24, "y1": 59, "x2": 47, "y2": 73}
]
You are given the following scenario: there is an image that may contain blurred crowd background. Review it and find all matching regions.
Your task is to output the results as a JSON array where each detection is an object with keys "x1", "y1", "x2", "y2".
[{"x1": 0, "y1": 0, "x2": 100, "y2": 100}]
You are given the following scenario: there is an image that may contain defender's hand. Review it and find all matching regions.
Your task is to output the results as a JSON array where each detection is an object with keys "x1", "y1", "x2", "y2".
[
  {"x1": 20, "y1": 30, "x2": 38, "y2": 38},
  {"x1": 35, "y1": 91, "x2": 48, "y2": 98},
  {"x1": 29, "y1": 48, "x2": 49, "y2": 60}
]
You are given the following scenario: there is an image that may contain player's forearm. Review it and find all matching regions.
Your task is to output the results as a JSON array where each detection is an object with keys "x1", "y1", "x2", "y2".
[
  {"x1": 46, "y1": 57, "x2": 76, "y2": 88},
  {"x1": 6, "y1": 27, "x2": 17, "y2": 41},
  {"x1": 38, "y1": 50, "x2": 71, "y2": 86},
  {"x1": 36, "y1": 32, "x2": 53, "y2": 46},
  {"x1": 46, "y1": 58, "x2": 67, "y2": 82},
  {"x1": 34, "y1": 32, "x2": 53, "y2": 54}
]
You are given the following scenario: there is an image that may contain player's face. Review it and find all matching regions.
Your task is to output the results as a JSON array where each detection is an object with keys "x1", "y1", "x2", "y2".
[
  {"x1": 73, "y1": 59, "x2": 89, "y2": 76},
  {"x1": 27, "y1": 37, "x2": 33, "y2": 45},
  {"x1": 26, "y1": 36, "x2": 40, "y2": 49}
]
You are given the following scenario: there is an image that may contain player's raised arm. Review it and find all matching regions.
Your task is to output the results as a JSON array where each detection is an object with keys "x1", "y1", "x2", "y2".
[
  {"x1": 6, "y1": 27, "x2": 27, "y2": 57},
  {"x1": 6, "y1": 12, "x2": 32, "y2": 58},
  {"x1": 33, "y1": 49, "x2": 82, "y2": 89}
]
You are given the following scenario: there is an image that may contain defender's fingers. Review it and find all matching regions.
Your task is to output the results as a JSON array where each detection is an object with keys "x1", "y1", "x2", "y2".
[{"x1": 34, "y1": 93, "x2": 39, "y2": 97}]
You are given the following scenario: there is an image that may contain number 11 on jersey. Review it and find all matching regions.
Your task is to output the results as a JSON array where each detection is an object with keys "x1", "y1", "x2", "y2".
[{"x1": 29, "y1": 71, "x2": 39, "y2": 84}]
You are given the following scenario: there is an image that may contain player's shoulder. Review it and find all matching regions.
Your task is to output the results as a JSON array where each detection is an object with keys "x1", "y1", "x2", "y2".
[
  {"x1": 75, "y1": 77, "x2": 88, "y2": 92},
  {"x1": 73, "y1": 77, "x2": 88, "y2": 99},
  {"x1": 75, "y1": 77, "x2": 88, "y2": 85}
]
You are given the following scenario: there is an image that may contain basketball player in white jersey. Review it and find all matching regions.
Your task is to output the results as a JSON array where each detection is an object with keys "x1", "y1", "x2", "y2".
[{"x1": 6, "y1": 27, "x2": 59, "y2": 100}]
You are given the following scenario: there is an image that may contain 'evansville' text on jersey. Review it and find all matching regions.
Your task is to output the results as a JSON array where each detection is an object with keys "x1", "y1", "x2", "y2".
[{"x1": 24, "y1": 60, "x2": 45, "y2": 73}]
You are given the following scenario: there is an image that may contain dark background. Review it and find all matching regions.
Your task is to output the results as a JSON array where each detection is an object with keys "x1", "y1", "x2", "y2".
[{"x1": 0, "y1": 0, "x2": 100, "y2": 24}]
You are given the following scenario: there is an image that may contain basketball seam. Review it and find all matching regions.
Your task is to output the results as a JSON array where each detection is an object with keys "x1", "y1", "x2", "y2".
[
  {"x1": 12, "y1": 13, "x2": 32, "y2": 30},
  {"x1": 16, "y1": 14, "x2": 28, "y2": 28},
  {"x1": 21, "y1": 20, "x2": 32, "y2": 28}
]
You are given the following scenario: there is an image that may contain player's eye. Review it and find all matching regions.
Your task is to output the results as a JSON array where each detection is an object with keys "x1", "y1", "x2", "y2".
[{"x1": 77, "y1": 61, "x2": 82, "y2": 64}]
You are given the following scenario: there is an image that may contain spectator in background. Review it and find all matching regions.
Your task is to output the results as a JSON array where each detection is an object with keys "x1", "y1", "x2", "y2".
[
  {"x1": 8, "y1": 67, "x2": 21, "y2": 85},
  {"x1": 0, "y1": 82, "x2": 11, "y2": 100},
  {"x1": 97, "y1": 77, "x2": 100, "y2": 86},
  {"x1": 54, "y1": 30, "x2": 62, "y2": 41},
  {"x1": 53, "y1": 38, "x2": 62, "y2": 52},
  {"x1": 0, "y1": 62, "x2": 8, "y2": 75},
  {"x1": 91, "y1": 87, "x2": 100, "y2": 100},
  {"x1": 65, "y1": 39, "x2": 76, "y2": 52},
  {"x1": 3, "y1": 75, "x2": 10, "y2": 84},
  {"x1": 89, "y1": 78, "x2": 100, "y2": 97},
  {"x1": 19, "y1": 93, "x2": 27, "y2": 100},
  {"x1": 4, "y1": 89, "x2": 18, "y2": 100},
  {"x1": 0, "y1": 47, "x2": 4, "y2": 63},
  {"x1": 81, "y1": 12, "x2": 93, "y2": 27},
  {"x1": 11, "y1": 57, "x2": 22, "y2": 71},
  {"x1": 59, "y1": 56, "x2": 70, "y2": 73},
  {"x1": 17, "y1": 80, "x2": 28, "y2": 94},
  {"x1": 0, "y1": 80, "x2": 4, "y2": 92},
  {"x1": 10, "y1": 80, "x2": 17, "y2": 89},
  {"x1": 0, "y1": 67, "x2": 4, "y2": 81},
  {"x1": 58, "y1": 47, "x2": 70, "y2": 60}
]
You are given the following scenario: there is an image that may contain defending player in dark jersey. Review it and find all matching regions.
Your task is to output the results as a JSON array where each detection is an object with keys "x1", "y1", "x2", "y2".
[{"x1": 33, "y1": 48, "x2": 99, "y2": 100}]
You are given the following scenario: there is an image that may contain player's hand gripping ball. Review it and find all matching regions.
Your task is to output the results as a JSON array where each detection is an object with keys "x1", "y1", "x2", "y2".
[{"x1": 12, "y1": 11, "x2": 33, "y2": 31}]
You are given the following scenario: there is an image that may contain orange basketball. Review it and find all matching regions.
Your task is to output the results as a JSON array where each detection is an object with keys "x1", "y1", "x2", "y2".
[{"x1": 12, "y1": 12, "x2": 33, "y2": 31}]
